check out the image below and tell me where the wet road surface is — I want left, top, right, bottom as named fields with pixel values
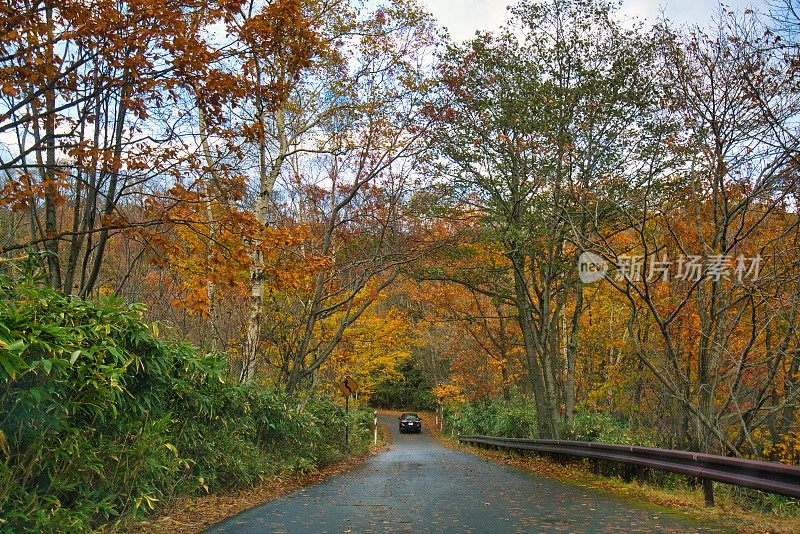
left=206, top=414, right=725, bottom=533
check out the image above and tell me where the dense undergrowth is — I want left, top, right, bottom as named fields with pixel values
left=442, top=396, right=653, bottom=444
left=370, top=360, right=436, bottom=411
left=443, top=397, right=800, bottom=516
left=0, top=266, right=371, bottom=533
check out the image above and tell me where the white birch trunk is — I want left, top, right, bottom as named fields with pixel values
left=240, top=102, right=287, bottom=382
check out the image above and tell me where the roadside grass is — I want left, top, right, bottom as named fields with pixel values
left=440, top=435, right=800, bottom=534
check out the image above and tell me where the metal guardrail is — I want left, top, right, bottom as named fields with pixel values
left=458, top=435, right=800, bottom=506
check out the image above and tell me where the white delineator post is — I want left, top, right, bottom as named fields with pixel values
left=373, top=411, right=378, bottom=445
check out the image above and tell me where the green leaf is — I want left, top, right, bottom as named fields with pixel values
left=0, top=351, right=27, bottom=379
left=70, top=350, right=81, bottom=365
left=6, top=339, right=25, bottom=352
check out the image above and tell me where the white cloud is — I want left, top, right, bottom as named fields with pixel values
left=417, top=0, right=763, bottom=42
left=421, top=0, right=510, bottom=41
left=619, top=0, right=760, bottom=28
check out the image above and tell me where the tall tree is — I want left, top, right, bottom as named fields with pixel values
left=230, top=0, right=329, bottom=381
left=217, top=0, right=441, bottom=386
left=433, top=0, right=660, bottom=438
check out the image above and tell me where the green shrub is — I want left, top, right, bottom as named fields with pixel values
left=443, top=397, right=656, bottom=446
left=0, top=265, right=370, bottom=532
left=444, top=397, right=538, bottom=438
left=564, top=411, right=655, bottom=446
left=370, top=360, right=436, bottom=410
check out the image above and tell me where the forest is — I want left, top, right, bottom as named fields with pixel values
left=2, top=0, right=800, bottom=529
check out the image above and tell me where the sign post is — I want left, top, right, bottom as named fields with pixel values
left=337, top=376, right=359, bottom=448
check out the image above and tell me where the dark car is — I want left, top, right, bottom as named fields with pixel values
left=398, top=413, right=421, bottom=433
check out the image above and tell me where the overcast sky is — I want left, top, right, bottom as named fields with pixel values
left=420, top=0, right=764, bottom=42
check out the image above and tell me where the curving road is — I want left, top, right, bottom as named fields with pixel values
left=206, top=414, right=726, bottom=533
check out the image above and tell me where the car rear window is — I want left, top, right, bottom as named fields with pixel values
left=401, top=414, right=419, bottom=421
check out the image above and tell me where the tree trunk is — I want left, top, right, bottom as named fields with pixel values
left=512, top=256, right=559, bottom=439
left=240, top=100, right=287, bottom=381
left=565, top=278, right=582, bottom=426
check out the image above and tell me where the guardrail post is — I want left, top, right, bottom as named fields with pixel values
left=621, top=464, right=634, bottom=482
left=702, top=478, right=714, bottom=507
left=636, top=465, right=647, bottom=485
left=589, top=458, right=601, bottom=475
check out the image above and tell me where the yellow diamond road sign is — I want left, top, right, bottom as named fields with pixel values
left=338, top=376, right=359, bottom=397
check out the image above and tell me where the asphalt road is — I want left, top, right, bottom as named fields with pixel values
left=206, top=414, right=725, bottom=533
